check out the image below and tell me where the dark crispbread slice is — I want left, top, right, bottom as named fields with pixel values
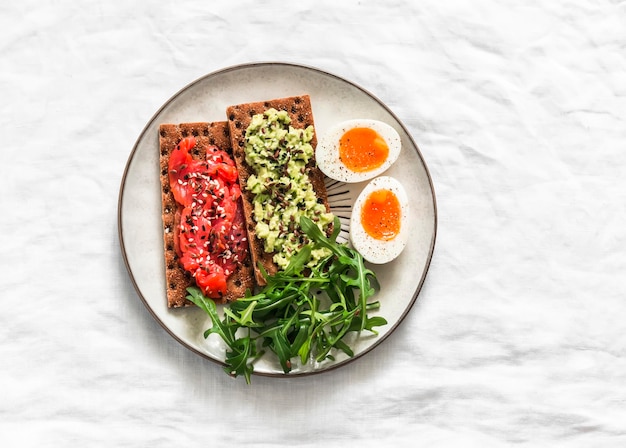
left=226, top=95, right=331, bottom=285
left=159, top=121, right=254, bottom=308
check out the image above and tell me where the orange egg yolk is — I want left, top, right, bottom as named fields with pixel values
left=361, top=189, right=401, bottom=241
left=339, top=127, right=389, bottom=172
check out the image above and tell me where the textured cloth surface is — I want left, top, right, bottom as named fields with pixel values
left=2, top=1, right=625, bottom=446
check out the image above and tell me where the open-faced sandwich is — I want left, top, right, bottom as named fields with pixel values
left=226, top=95, right=335, bottom=285
left=159, top=121, right=254, bottom=307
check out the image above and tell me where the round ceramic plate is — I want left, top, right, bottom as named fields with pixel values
left=118, top=62, right=437, bottom=378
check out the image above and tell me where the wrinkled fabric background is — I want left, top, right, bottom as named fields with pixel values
left=2, top=0, right=625, bottom=446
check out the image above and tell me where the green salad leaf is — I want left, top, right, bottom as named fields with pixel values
left=185, top=216, right=387, bottom=384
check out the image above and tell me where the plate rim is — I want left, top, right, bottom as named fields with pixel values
left=117, top=61, right=438, bottom=378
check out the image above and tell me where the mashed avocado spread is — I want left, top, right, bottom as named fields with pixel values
left=244, top=108, right=334, bottom=269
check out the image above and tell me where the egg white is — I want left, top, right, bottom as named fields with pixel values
left=349, top=176, right=410, bottom=264
left=316, top=119, right=401, bottom=183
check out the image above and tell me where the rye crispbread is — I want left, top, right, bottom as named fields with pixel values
left=159, top=121, right=254, bottom=308
left=225, top=95, right=331, bottom=285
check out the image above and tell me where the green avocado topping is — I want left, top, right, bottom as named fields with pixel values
left=244, top=108, right=334, bottom=269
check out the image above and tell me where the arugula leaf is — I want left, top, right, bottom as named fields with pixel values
left=185, top=287, right=234, bottom=345
left=187, top=216, right=387, bottom=383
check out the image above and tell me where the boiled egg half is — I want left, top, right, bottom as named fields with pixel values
left=316, top=119, right=401, bottom=183
left=350, top=176, right=409, bottom=264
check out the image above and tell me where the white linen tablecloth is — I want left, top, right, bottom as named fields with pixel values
left=2, top=0, right=625, bottom=446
